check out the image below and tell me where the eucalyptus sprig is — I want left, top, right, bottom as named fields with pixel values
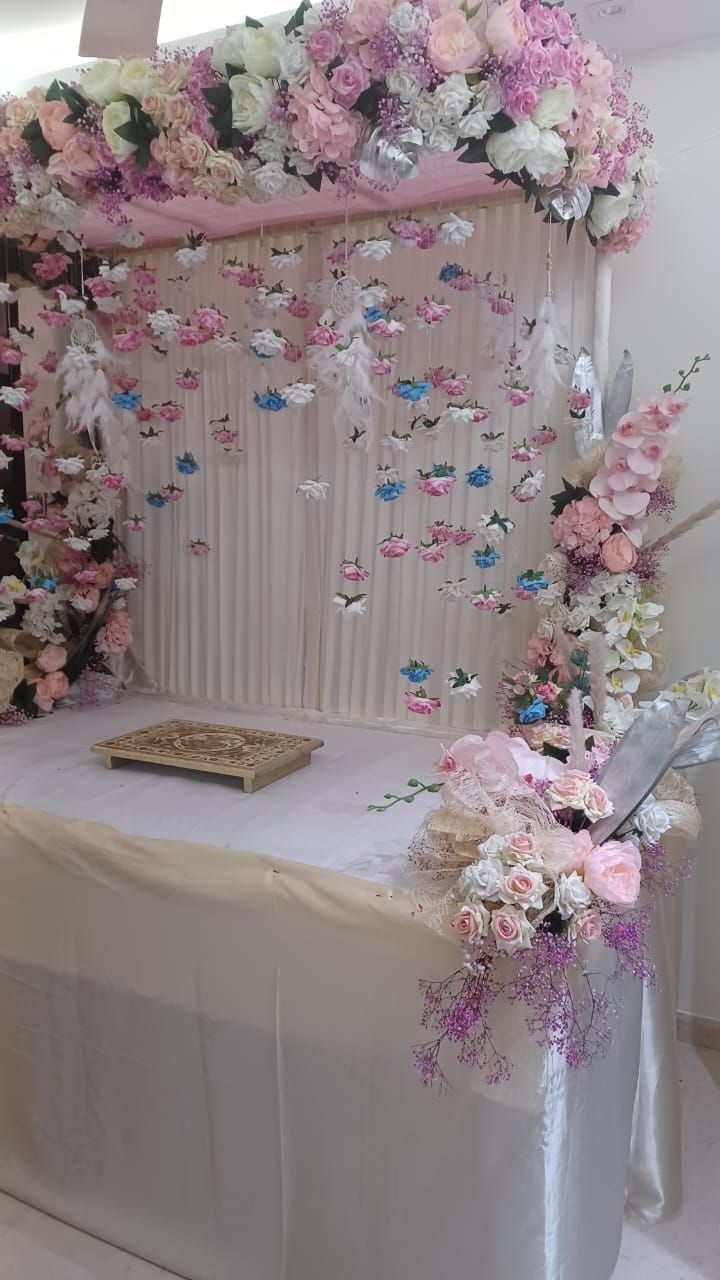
left=368, top=778, right=442, bottom=813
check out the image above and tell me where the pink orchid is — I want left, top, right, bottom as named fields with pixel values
left=427, top=522, right=454, bottom=544
left=489, top=295, right=514, bottom=316
left=133, top=267, right=156, bottom=287
left=175, top=372, right=200, bottom=390
left=326, top=239, right=355, bottom=265
left=193, top=306, right=226, bottom=334
left=416, top=297, right=452, bottom=326
left=156, top=403, right=183, bottom=423
left=451, top=528, right=475, bottom=546
left=371, top=356, right=395, bottom=375
left=85, top=276, right=116, bottom=299
left=39, top=311, right=71, bottom=328
left=101, top=472, right=125, bottom=492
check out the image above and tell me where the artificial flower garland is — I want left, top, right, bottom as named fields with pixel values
left=0, top=0, right=656, bottom=251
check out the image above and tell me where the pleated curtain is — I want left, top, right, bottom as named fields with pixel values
left=123, top=196, right=596, bottom=731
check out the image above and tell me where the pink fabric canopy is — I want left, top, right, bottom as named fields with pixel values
left=80, top=153, right=507, bottom=247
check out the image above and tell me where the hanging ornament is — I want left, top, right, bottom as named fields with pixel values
left=522, top=235, right=571, bottom=402
left=571, top=348, right=605, bottom=457
left=540, top=184, right=591, bottom=222
left=357, top=124, right=422, bottom=185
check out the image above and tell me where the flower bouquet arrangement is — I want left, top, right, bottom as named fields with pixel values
left=407, top=693, right=710, bottom=1088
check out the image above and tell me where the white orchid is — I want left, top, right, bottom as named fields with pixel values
left=438, top=212, right=474, bottom=245
left=297, top=478, right=330, bottom=501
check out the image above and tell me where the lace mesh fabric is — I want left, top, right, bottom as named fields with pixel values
left=408, top=767, right=701, bottom=942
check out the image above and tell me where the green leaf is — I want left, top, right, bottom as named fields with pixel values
left=20, top=117, right=53, bottom=166
left=45, top=79, right=63, bottom=101
left=490, top=110, right=516, bottom=133
left=303, top=169, right=323, bottom=192
left=353, top=83, right=385, bottom=121
left=542, top=743, right=569, bottom=762
left=285, top=0, right=311, bottom=35
left=245, top=14, right=263, bottom=27
left=456, top=138, right=487, bottom=165
left=225, top=63, right=243, bottom=79
left=662, top=383, right=671, bottom=392
left=550, top=477, right=590, bottom=518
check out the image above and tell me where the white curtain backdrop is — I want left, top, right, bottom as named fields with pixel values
left=122, top=197, right=596, bottom=730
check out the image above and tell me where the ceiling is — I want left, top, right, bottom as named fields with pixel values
left=2, top=0, right=720, bottom=91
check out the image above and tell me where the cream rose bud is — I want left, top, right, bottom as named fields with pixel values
left=532, top=82, right=575, bottom=130
left=102, top=101, right=136, bottom=160
left=230, top=74, right=275, bottom=134
left=241, top=25, right=288, bottom=78
left=82, top=59, right=122, bottom=106
left=556, top=871, right=592, bottom=919
left=118, top=59, right=159, bottom=102
left=491, top=906, right=534, bottom=954
left=477, top=834, right=507, bottom=857
left=211, top=24, right=246, bottom=74
left=635, top=796, right=671, bottom=843
left=460, top=856, right=504, bottom=900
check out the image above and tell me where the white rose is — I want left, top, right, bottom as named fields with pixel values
left=636, top=149, right=660, bottom=188
left=211, top=24, right=247, bottom=74
left=279, top=41, right=311, bottom=85
left=386, top=70, right=420, bottom=102
left=459, top=106, right=493, bottom=140
left=118, top=59, right=159, bottom=102
left=427, top=126, right=457, bottom=154
left=253, top=161, right=291, bottom=197
left=102, top=101, right=136, bottom=160
left=635, top=796, right=672, bottom=843
left=229, top=73, right=274, bottom=134
left=281, top=382, right=316, bottom=406
left=241, top=24, right=288, bottom=77
left=460, top=855, right=505, bottom=899
left=411, top=93, right=436, bottom=135
left=532, top=82, right=575, bottom=130
left=486, top=120, right=541, bottom=174
left=82, top=59, right=122, bottom=107
left=498, top=868, right=546, bottom=910
left=433, top=74, right=472, bottom=124
left=556, top=871, right=592, bottom=919
left=588, top=180, right=634, bottom=238
left=389, top=1, right=427, bottom=36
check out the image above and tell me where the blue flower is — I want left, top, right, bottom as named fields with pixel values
left=375, top=480, right=406, bottom=501
left=473, top=546, right=500, bottom=569
left=111, top=391, right=142, bottom=411
left=250, top=346, right=272, bottom=358
left=516, top=571, right=549, bottom=593
left=438, top=263, right=462, bottom=282
left=400, top=663, right=433, bottom=683
left=364, top=306, right=388, bottom=326
left=176, top=452, right=199, bottom=475
left=146, top=492, right=168, bottom=509
left=254, top=391, right=287, bottom=412
left=0, top=507, right=12, bottom=524
left=393, top=380, right=432, bottom=402
left=518, top=698, right=547, bottom=724
left=466, top=464, right=492, bottom=488
left=29, top=574, right=57, bottom=590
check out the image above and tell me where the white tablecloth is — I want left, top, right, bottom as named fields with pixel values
left=0, top=697, right=678, bottom=1279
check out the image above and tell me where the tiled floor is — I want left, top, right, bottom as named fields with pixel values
left=0, top=1043, right=716, bottom=1279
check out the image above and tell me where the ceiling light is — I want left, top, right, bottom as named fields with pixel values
left=596, top=2, right=626, bottom=16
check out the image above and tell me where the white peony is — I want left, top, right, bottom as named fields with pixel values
left=211, top=24, right=247, bottom=73
left=82, top=59, right=122, bottom=107
left=241, top=24, right=288, bottom=77
left=432, top=73, right=472, bottom=124
left=118, top=59, right=159, bottom=102
left=532, top=82, right=575, bottom=130
left=102, top=101, right=136, bottom=160
left=253, top=161, right=291, bottom=197
left=588, top=180, right=635, bottom=239
left=486, top=121, right=567, bottom=182
left=525, top=130, right=568, bottom=183
left=635, top=795, right=672, bottom=843
left=556, top=872, right=592, bottom=919
left=229, top=73, right=275, bottom=135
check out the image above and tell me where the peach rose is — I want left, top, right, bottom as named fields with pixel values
left=452, top=903, right=488, bottom=944
left=34, top=671, right=69, bottom=711
left=546, top=769, right=591, bottom=811
left=36, top=643, right=67, bottom=674
left=37, top=100, right=76, bottom=150
left=507, top=831, right=536, bottom=858
left=484, top=0, right=528, bottom=55
left=428, top=11, right=486, bottom=74
left=91, top=560, right=115, bottom=588
left=583, top=839, right=641, bottom=907
left=500, top=867, right=545, bottom=908
left=491, top=906, right=533, bottom=954
left=575, top=909, right=602, bottom=943
left=600, top=530, right=638, bottom=573
left=584, top=783, right=613, bottom=822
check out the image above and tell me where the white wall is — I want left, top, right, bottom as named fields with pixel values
left=608, top=39, right=720, bottom=1021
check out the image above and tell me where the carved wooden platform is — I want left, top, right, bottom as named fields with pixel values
left=92, top=719, right=324, bottom=793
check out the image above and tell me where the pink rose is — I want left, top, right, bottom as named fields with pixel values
left=339, top=560, right=369, bottom=582
left=308, top=325, right=341, bottom=347
left=583, top=839, right=641, bottom=907
left=307, top=27, right=343, bottom=64
left=37, top=99, right=76, bottom=150
left=452, top=905, right=485, bottom=944
left=287, top=297, right=310, bottom=318
left=484, top=0, right=528, bottom=55
left=113, top=329, right=142, bottom=352
left=405, top=691, right=441, bottom=715
left=33, top=252, right=72, bottom=283
left=428, top=11, right=486, bottom=74
left=193, top=306, right=225, bottom=334
left=576, top=909, right=602, bottom=943
left=379, top=536, right=410, bottom=558
left=525, top=3, right=554, bottom=39
left=330, top=56, right=370, bottom=107
left=546, top=769, right=591, bottom=812
left=157, top=404, right=182, bottom=422
left=434, top=746, right=456, bottom=775
left=176, top=374, right=200, bottom=390
left=569, top=389, right=592, bottom=412
left=552, top=5, right=575, bottom=43
left=447, top=731, right=520, bottom=793
left=440, top=375, right=470, bottom=396
left=101, top=472, right=125, bottom=492
left=95, top=607, right=134, bottom=655
left=419, top=475, right=456, bottom=496
left=506, top=388, right=534, bottom=406
left=85, top=276, right=116, bottom=298
left=134, top=267, right=156, bottom=287
left=283, top=344, right=303, bottom=363
left=36, top=644, right=67, bottom=673
left=600, top=530, right=638, bottom=573
left=177, top=325, right=204, bottom=347
left=58, top=131, right=100, bottom=177
left=417, top=543, right=445, bottom=562
left=491, top=907, right=532, bottom=954
left=451, top=528, right=474, bottom=546
left=34, top=671, right=69, bottom=710
left=507, top=831, right=536, bottom=857
left=501, top=868, right=544, bottom=907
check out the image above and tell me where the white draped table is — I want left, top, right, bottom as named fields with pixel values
left=0, top=697, right=680, bottom=1280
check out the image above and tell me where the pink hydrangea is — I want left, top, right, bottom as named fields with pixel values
left=95, top=608, right=134, bottom=655
left=289, top=69, right=361, bottom=167
left=552, top=495, right=613, bottom=552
